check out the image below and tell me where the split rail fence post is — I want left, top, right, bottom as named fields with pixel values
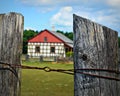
left=0, top=12, right=24, bottom=96
left=73, top=14, right=120, bottom=96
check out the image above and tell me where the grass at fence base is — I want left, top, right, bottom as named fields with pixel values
left=21, top=61, right=74, bottom=96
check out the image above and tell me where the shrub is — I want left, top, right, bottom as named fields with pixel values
left=66, top=51, right=73, bottom=57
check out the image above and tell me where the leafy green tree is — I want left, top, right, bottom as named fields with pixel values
left=56, top=30, right=64, bottom=34
left=23, top=29, right=38, bottom=54
left=57, top=30, right=73, bottom=40
left=65, top=32, right=73, bottom=40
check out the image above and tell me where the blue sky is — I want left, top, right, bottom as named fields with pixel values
left=0, top=0, right=120, bottom=35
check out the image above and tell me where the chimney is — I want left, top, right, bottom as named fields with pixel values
left=52, top=25, right=55, bottom=31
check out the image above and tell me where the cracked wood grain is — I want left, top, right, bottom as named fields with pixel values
left=74, top=14, right=119, bottom=96
left=0, top=12, right=23, bottom=96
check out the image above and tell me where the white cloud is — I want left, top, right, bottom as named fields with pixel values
left=19, top=0, right=120, bottom=32
left=50, top=6, right=73, bottom=28
left=19, top=0, right=77, bottom=12
left=75, top=8, right=120, bottom=32
left=50, top=5, right=120, bottom=32
left=19, top=0, right=120, bottom=10
left=20, top=0, right=76, bottom=6
left=37, top=7, right=55, bottom=13
left=106, top=0, right=120, bottom=8
left=20, top=0, right=52, bottom=6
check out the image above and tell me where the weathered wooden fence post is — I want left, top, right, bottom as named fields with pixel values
left=0, top=12, right=23, bottom=96
left=73, top=14, right=120, bottom=96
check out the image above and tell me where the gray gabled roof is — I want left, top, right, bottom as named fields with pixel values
left=48, top=30, right=73, bottom=48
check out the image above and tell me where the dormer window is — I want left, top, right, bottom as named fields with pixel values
left=44, top=37, right=47, bottom=42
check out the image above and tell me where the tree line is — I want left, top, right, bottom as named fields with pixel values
left=23, top=29, right=73, bottom=54
left=23, top=30, right=38, bottom=54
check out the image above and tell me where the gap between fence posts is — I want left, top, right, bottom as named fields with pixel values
left=73, top=14, right=120, bottom=96
left=0, top=12, right=23, bottom=96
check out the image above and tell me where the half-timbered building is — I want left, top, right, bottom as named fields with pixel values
left=27, top=29, right=73, bottom=58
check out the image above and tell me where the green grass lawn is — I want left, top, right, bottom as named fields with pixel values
left=21, top=61, right=74, bottom=96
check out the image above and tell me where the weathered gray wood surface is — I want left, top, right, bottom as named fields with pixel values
left=73, top=14, right=119, bottom=96
left=118, top=49, right=120, bottom=62
left=0, top=12, right=23, bottom=96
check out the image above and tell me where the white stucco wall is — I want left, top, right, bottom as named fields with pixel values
left=28, top=42, right=66, bottom=58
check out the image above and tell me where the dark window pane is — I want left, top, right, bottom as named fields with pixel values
left=35, top=46, right=40, bottom=53
left=51, top=47, right=55, bottom=53
left=65, top=47, right=69, bottom=52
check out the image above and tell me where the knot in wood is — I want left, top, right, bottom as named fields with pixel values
left=81, top=54, right=87, bottom=61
